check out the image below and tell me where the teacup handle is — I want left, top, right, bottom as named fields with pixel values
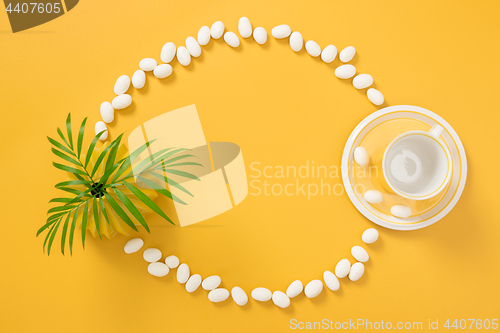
left=429, top=124, right=444, bottom=138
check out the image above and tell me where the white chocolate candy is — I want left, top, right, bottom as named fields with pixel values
left=335, top=64, right=356, bottom=79
left=210, top=21, right=225, bottom=39
left=251, top=287, right=272, bottom=301
left=362, top=228, right=379, bottom=244
left=123, top=238, right=143, bottom=254
left=349, top=262, right=365, bottom=281
left=114, top=75, right=130, bottom=95
left=253, top=27, right=267, bottom=45
left=353, top=74, right=373, bottom=89
left=271, top=24, right=291, bottom=38
left=272, top=291, right=290, bottom=309
left=304, top=280, right=323, bottom=298
left=335, top=259, right=351, bottom=278
left=289, top=31, right=303, bottom=52
left=100, top=101, right=114, bottom=124
left=139, top=58, right=157, bottom=71
left=112, top=94, right=132, bottom=110
left=197, top=26, right=211, bottom=46
left=143, top=248, right=162, bottom=263
left=354, top=146, right=369, bottom=166
left=321, top=45, right=337, bottom=63
left=186, top=36, right=201, bottom=57
left=94, top=121, right=108, bottom=141
left=391, top=205, right=411, bottom=218
left=131, top=70, right=146, bottom=89
left=305, top=40, right=321, bottom=57
left=363, top=190, right=383, bottom=204
left=340, top=46, right=356, bottom=62
left=231, top=286, right=248, bottom=306
left=165, top=255, right=180, bottom=268
left=323, top=270, right=340, bottom=291
left=177, top=263, right=190, bottom=283
left=202, top=275, right=221, bottom=290
left=286, top=280, right=303, bottom=298
left=351, top=245, right=369, bottom=262
left=238, top=17, right=252, bottom=38
left=153, top=64, right=172, bottom=79
left=208, top=288, right=230, bottom=302
left=160, top=42, right=176, bottom=63
left=367, top=88, right=384, bottom=105
left=148, top=262, right=169, bottom=277
left=224, top=32, right=240, bottom=48
left=185, top=274, right=202, bottom=293
left=176, top=46, right=191, bottom=66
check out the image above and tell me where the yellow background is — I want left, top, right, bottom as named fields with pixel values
left=1, top=0, right=499, bottom=332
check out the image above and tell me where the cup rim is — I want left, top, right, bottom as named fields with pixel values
left=382, top=130, right=452, bottom=200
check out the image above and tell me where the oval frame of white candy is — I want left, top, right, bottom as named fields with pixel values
left=103, top=18, right=384, bottom=309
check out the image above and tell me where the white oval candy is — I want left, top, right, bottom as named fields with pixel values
left=251, top=287, right=272, bottom=301
left=165, top=255, right=180, bottom=268
left=271, top=24, right=291, bottom=39
left=305, top=40, right=321, bottom=57
left=185, top=274, right=202, bottom=293
left=153, top=64, right=172, bottom=79
left=304, top=280, right=323, bottom=298
left=323, top=270, right=340, bottom=291
left=112, top=94, right=132, bottom=110
left=123, top=238, right=143, bottom=254
left=139, top=58, right=157, bottom=71
left=238, top=17, right=252, bottom=38
left=321, top=45, right=337, bottom=63
left=208, top=288, right=229, bottom=302
left=231, top=286, right=248, bottom=306
left=160, top=42, right=176, bottom=63
left=186, top=36, right=201, bottom=57
left=100, top=101, right=114, bottom=124
left=335, top=259, right=351, bottom=278
left=391, top=205, right=411, bottom=218
left=114, top=75, right=130, bottom=95
left=202, top=275, right=221, bottom=290
left=362, top=228, right=379, bottom=244
left=335, top=64, right=356, bottom=79
left=224, top=32, right=240, bottom=48
left=143, top=248, right=162, bottom=263
left=354, top=146, right=369, bottom=167
left=210, top=21, right=225, bottom=39
left=289, top=31, right=303, bottom=52
left=148, top=262, right=169, bottom=277
left=286, top=280, right=303, bottom=298
left=94, top=121, right=108, bottom=141
left=340, top=46, right=356, bottom=62
left=353, top=74, right=373, bottom=89
left=351, top=245, right=369, bottom=262
left=177, top=263, right=190, bottom=283
left=176, top=46, right=191, bottom=66
left=349, top=262, right=365, bottom=281
left=197, top=26, right=211, bottom=46
left=132, top=69, right=146, bottom=89
left=363, top=190, right=383, bottom=204
left=272, top=291, right=290, bottom=309
left=367, top=88, right=384, bottom=105
left=253, top=27, right=267, bottom=45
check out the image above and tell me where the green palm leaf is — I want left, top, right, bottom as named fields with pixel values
left=55, top=179, right=92, bottom=188
left=69, top=206, right=79, bottom=256
left=148, top=171, right=194, bottom=197
left=90, top=140, right=116, bottom=178
left=37, top=219, right=58, bottom=237
left=60, top=211, right=71, bottom=255
left=48, top=205, right=77, bottom=214
left=77, top=118, right=87, bottom=158
left=43, top=219, right=59, bottom=253
left=57, top=127, right=71, bottom=148
left=113, top=187, right=150, bottom=232
left=52, top=148, right=80, bottom=167
left=81, top=201, right=89, bottom=249
left=93, top=198, right=101, bottom=239
left=84, top=130, right=106, bottom=169
left=99, top=197, right=111, bottom=227
left=137, top=176, right=187, bottom=205
left=122, top=182, right=174, bottom=225
left=47, top=218, right=62, bottom=255
left=103, top=191, right=138, bottom=232
left=65, top=113, right=74, bottom=149
left=47, top=136, right=75, bottom=156
left=52, top=162, right=86, bottom=176
left=162, top=168, right=200, bottom=181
